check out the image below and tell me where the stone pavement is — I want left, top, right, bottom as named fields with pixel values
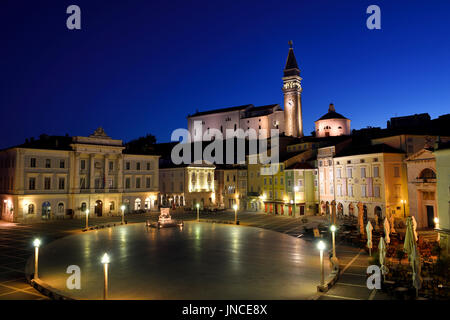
left=0, top=211, right=393, bottom=300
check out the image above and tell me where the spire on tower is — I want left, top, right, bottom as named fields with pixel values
left=284, top=41, right=300, bottom=77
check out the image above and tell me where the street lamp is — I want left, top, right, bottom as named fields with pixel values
left=293, top=186, right=299, bottom=217
left=400, top=200, right=407, bottom=218
left=233, top=204, right=238, bottom=224
left=85, top=209, right=89, bottom=229
left=120, top=205, right=126, bottom=224
left=317, top=240, right=326, bottom=287
left=330, top=225, right=337, bottom=258
left=196, top=203, right=200, bottom=221
left=101, top=253, right=110, bottom=300
left=33, top=238, right=41, bottom=279
left=434, top=217, right=440, bottom=241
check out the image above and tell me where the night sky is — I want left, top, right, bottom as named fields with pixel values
left=1, top=0, right=449, bottom=149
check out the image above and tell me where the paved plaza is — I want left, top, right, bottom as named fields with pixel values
left=0, top=211, right=390, bottom=300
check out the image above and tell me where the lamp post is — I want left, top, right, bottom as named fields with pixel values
left=434, top=217, right=440, bottom=241
left=293, top=186, right=299, bottom=217
left=317, top=240, right=326, bottom=287
left=330, top=225, right=336, bottom=258
left=120, top=205, right=125, bottom=224
left=101, top=253, right=110, bottom=300
left=33, top=238, right=41, bottom=279
left=400, top=200, right=407, bottom=218
left=196, top=203, right=200, bottom=221
left=85, top=209, right=89, bottom=229
left=233, top=204, right=238, bottom=224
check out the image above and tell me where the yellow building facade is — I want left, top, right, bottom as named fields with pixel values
left=332, top=147, right=409, bottom=224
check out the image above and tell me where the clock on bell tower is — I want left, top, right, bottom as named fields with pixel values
left=283, top=41, right=303, bottom=138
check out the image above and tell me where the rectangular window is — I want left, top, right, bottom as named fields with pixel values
left=274, top=178, right=277, bottom=185
left=395, top=184, right=401, bottom=198
left=374, top=185, right=380, bottom=198
left=60, top=160, right=65, bottom=169
left=136, top=162, right=141, bottom=170
left=45, top=159, right=51, bottom=168
left=337, top=185, right=342, bottom=196
left=58, top=178, right=65, bottom=190
left=347, top=168, right=353, bottom=178
left=280, top=177, right=283, bottom=185
left=44, top=177, right=51, bottom=190
left=125, top=178, right=131, bottom=189
left=109, top=161, right=114, bottom=171
left=264, top=178, right=267, bottom=185
left=29, top=177, right=36, bottom=190
left=146, top=177, right=151, bottom=188
left=146, top=162, right=151, bottom=170
left=348, top=184, right=353, bottom=197
left=30, top=158, right=36, bottom=168
left=361, top=185, right=367, bottom=197
left=126, top=162, right=130, bottom=170
left=374, top=166, right=379, bottom=178
left=336, top=168, right=341, bottom=178
left=136, top=178, right=141, bottom=188
left=80, top=160, right=86, bottom=170
left=361, top=167, right=366, bottom=178
left=394, top=167, right=400, bottom=177
left=80, top=177, right=86, bottom=189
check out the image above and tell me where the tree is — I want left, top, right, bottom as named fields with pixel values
left=125, top=134, right=157, bottom=154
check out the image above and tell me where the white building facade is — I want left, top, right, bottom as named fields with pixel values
left=0, top=128, right=159, bottom=222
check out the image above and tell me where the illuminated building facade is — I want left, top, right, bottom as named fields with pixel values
left=315, top=103, right=350, bottom=138
left=405, top=148, right=437, bottom=229
left=434, top=141, right=450, bottom=256
left=159, top=162, right=215, bottom=209
left=0, top=128, right=159, bottom=222
left=331, top=145, right=409, bottom=224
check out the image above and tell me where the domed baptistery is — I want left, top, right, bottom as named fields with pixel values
left=315, top=103, right=350, bottom=137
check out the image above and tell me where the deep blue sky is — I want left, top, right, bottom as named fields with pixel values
left=1, top=0, right=449, bottom=148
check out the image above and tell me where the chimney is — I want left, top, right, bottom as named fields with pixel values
left=329, top=103, right=335, bottom=112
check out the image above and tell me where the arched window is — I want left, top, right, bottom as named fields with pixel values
left=109, top=201, right=115, bottom=211
left=135, top=198, right=141, bottom=210
left=28, top=204, right=35, bottom=214
left=58, top=202, right=64, bottom=214
left=81, top=202, right=87, bottom=212
left=419, top=168, right=436, bottom=179
left=145, top=198, right=151, bottom=209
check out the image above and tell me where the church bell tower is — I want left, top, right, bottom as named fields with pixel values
left=283, top=41, right=303, bottom=137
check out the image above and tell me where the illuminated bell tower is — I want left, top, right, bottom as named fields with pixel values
left=283, top=41, right=303, bottom=137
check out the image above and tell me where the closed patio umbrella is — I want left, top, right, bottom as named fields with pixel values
left=411, top=215, right=418, bottom=241
left=383, top=217, right=390, bottom=244
left=411, top=247, right=422, bottom=298
left=366, top=221, right=373, bottom=256
left=379, top=237, right=388, bottom=280
left=404, top=217, right=422, bottom=297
